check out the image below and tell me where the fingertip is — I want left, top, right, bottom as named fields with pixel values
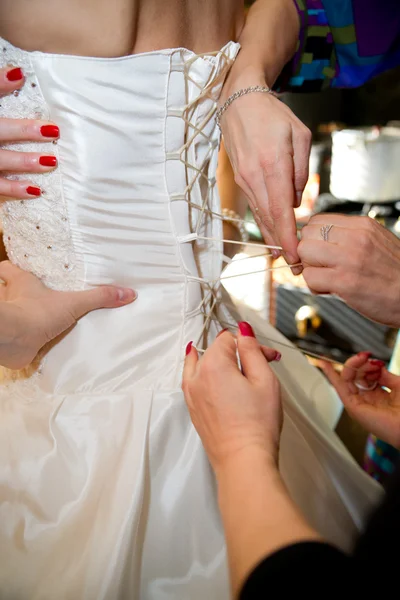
left=5, top=67, right=24, bottom=83
left=261, top=347, right=281, bottom=362
left=116, top=288, right=137, bottom=304
left=1, top=66, right=25, bottom=91
left=184, top=341, right=199, bottom=363
left=238, top=321, right=256, bottom=338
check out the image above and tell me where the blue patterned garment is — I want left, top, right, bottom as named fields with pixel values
left=275, top=0, right=400, bottom=92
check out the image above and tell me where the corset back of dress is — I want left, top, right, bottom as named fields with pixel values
left=0, top=39, right=240, bottom=393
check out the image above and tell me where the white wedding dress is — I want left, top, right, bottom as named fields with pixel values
left=0, top=38, right=382, bottom=600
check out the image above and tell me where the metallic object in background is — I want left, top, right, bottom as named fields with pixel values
left=295, top=305, right=322, bottom=338
left=330, top=126, right=400, bottom=202
left=276, top=285, right=395, bottom=363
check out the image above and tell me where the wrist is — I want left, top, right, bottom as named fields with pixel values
left=219, top=63, right=268, bottom=105
left=221, top=0, right=300, bottom=101
left=215, top=444, right=279, bottom=486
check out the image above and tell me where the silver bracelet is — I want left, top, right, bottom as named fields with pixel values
left=221, top=208, right=249, bottom=244
left=216, top=85, right=277, bottom=129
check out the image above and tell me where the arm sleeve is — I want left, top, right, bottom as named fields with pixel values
left=239, top=542, right=358, bottom=598
left=275, top=0, right=400, bottom=92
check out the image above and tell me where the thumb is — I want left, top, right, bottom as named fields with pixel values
left=182, top=341, right=199, bottom=382
left=379, top=368, right=400, bottom=391
left=62, top=286, right=137, bottom=320
left=237, top=321, right=273, bottom=384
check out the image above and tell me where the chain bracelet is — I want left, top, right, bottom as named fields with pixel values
left=221, top=208, right=249, bottom=244
left=216, top=85, right=278, bottom=129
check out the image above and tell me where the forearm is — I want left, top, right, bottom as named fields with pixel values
left=217, top=448, right=320, bottom=598
left=221, top=0, right=300, bottom=101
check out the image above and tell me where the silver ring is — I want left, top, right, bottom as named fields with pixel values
left=355, top=380, right=378, bottom=392
left=320, top=224, right=333, bottom=242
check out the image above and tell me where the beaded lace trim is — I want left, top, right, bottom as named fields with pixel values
left=0, top=39, right=80, bottom=291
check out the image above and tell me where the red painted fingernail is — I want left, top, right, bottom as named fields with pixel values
left=26, top=186, right=41, bottom=196
left=238, top=321, right=255, bottom=338
left=274, top=351, right=282, bottom=362
left=6, top=67, right=24, bottom=81
left=217, top=328, right=228, bottom=338
left=369, top=359, right=385, bottom=367
left=185, top=341, right=193, bottom=356
left=39, top=155, right=57, bottom=167
left=40, top=125, right=60, bottom=138
left=358, top=352, right=372, bottom=358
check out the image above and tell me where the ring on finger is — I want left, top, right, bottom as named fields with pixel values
left=355, top=380, right=378, bottom=392
left=320, top=224, right=333, bottom=242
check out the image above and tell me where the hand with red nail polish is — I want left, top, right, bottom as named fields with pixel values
left=0, top=260, right=137, bottom=369
left=319, top=353, right=400, bottom=449
left=182, top=325, right=283, bottom=474
left=0, top=66, right=60, bottom=201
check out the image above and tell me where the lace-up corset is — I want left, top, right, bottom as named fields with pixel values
left=0, top=39, right=240, bottom=392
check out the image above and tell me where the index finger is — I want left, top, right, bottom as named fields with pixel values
left=262, top=152, right=299, bottom=267
left=0, top=118, right=60, bottom=143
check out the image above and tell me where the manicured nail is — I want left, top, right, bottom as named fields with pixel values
left=117, top=288, right=137, bottom=302
left=39, top=155, right=57, bottom=167
left=26, top=186, right=41, bottom=196
left=358, top=351, right=372, bottom=358
left=285, top=254, right=302, bottom=276
left=6, top=67, right=23, bottom=81
left=368, top=359, right=385, bottom=367
left=296, top=191, right=303, bottom=207
left=291, top=265, right=303, bottom=276
left=40, top=125, right=60, bottom=138
left=217, top=328, right=228, bottom=337
left=271, top=249, right=280, bottom=259
left=238, top=321, right=255, bottom=338
left=186, top=341, right=193, bottom=356
left=274, top=351, right=282, bottom=362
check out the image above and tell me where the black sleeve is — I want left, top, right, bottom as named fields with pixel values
left=240, top=464, right=400, bottom=599
left=353, top=461, right=400, bottom=569
left=239, top=542, right=358, bottom=598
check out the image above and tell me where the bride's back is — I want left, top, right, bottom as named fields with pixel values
left=0, top=0, right=244, bottom=56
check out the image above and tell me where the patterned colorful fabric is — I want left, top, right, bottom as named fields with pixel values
left=364, top=435, right=399, bottom=486
left=277, top=0, right=400, bottom=92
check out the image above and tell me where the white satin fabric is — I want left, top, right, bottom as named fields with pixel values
left=0, top=39, right=382, bottom=600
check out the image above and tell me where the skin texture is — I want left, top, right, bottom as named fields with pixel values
left=299, top=214, right=400, bottom=327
